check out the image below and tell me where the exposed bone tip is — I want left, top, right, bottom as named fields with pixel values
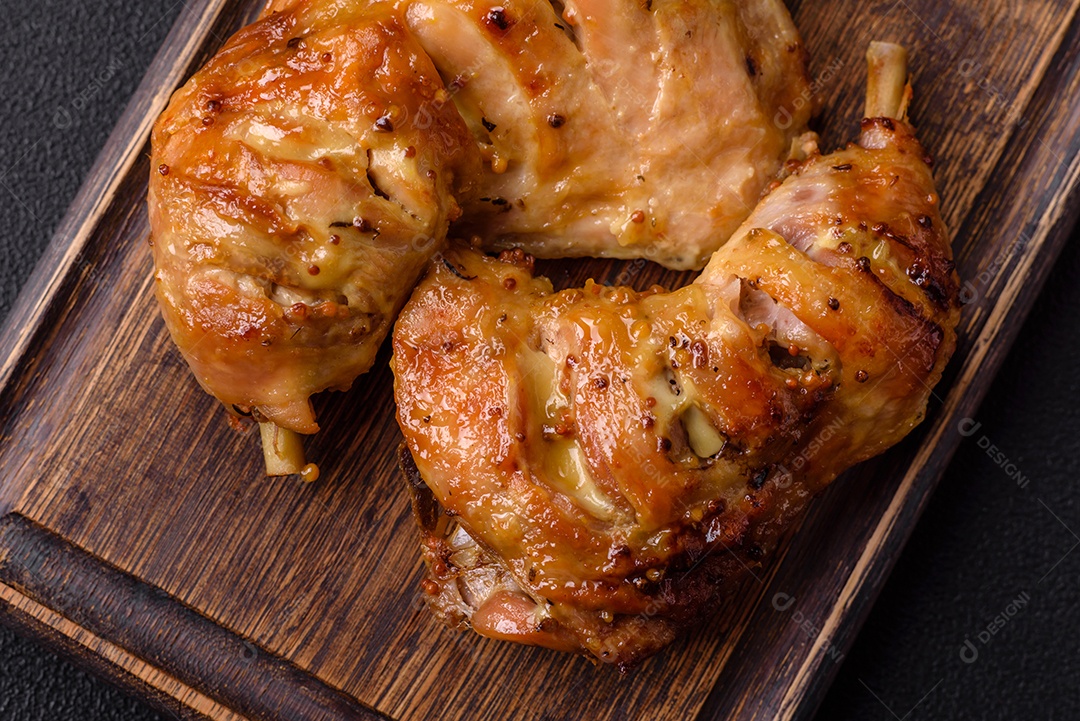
left=259, top=422, right=307, bottom=476
left=866, top=42, right=911, bottom=120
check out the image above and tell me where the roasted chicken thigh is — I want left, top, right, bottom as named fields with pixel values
left=393, top=44, right=960, bottom=666
left=150, top=3, right=481, bottom=472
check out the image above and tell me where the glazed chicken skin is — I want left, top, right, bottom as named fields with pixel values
left=150, top=0, right=814, bottom=473
left=150, top=1, right=481, bottom=471
left=393, top=45, right=961, bottom=666
left=405, top=0, right=816, bottom=269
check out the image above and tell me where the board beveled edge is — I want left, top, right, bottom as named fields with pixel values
left=0, top=512, right=391, bottom=721
left=0, top=575, right=234, bottom=721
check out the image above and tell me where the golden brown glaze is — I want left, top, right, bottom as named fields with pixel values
left=150, top=2, right=480, bottom=434
left=393, top=57, right=960, bottom=666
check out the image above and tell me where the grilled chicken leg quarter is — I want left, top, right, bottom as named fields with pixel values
left=149, top=3, right=482, bottom=472
left=149, top=0, right=814, bottom=474
left=393, top=44, right=961, bottom=666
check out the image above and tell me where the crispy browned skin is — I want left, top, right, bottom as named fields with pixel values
left=393, top=58, right=960, bottom=667
left=150, top=2, right=481, bottom=433
left=150, top=0, right=813, bottom=438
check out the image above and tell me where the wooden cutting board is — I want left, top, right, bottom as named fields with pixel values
left=2, top=1, right=1079, bottom=719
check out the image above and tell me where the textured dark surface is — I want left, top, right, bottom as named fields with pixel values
left=0, top=1, right=1077, bottom=720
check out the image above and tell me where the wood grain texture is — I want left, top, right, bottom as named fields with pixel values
left=1, top=1, right=1079, bottom=719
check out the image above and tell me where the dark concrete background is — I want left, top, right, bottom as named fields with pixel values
left=0, top=1, right=1076, bottom=719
